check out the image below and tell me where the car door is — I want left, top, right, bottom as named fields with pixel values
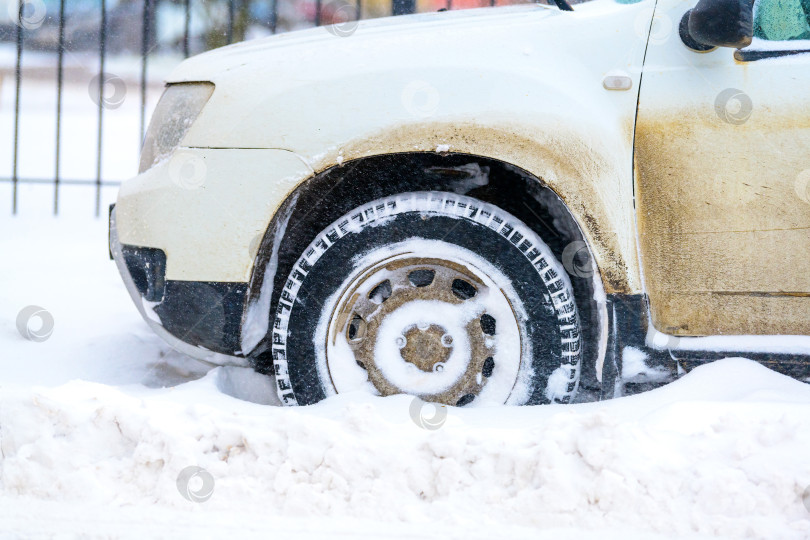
left=635, top=0, right=810, bottom=336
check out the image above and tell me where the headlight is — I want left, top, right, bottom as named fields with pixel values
left=139, top=82, right=215, bottom=173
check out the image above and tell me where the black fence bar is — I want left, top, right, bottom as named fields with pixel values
left=271, top=0, right=278, bottom=33
left=140, top=0, right=153, bottom=145
left=95, top=0, right=108, bottom=217
left=12, top=5, right=23, bottom=215
left=0, top=178, right=123, bottom=186
left=227, top=0, right=236, bottom=44
left=392, top=0, right=416, bottom=16
left=315, top=0, right=322, bottom=26
left=183, top=0, right=191, bottom=58
left=54, top=0, right=67, bottom=215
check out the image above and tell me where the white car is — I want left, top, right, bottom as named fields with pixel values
left=110, top=0, right=810, bottom=406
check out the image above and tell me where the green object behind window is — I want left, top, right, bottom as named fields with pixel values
left=754, top=0, right=810, bottom=40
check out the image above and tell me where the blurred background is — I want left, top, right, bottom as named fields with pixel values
left=0, top=0, right=556, bottom=216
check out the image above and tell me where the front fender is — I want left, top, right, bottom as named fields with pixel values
left=173, top=1, right=652, bottom=292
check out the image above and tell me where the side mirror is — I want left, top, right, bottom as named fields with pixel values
left=680, top=0, right=754, bottom=50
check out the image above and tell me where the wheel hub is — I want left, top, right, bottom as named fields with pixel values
left=399, top=324, right=452, bottom=372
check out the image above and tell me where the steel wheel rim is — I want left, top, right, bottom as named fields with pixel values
left=324, top=243, right=525, bottom=406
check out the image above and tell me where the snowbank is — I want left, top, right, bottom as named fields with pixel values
left=2, top=359, right=810, bottom=539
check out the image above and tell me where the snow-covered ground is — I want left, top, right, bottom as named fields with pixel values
left=2, top=188, right=810, bottom=539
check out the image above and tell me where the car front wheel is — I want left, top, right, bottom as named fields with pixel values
left=271, top=191, right=581, bottom=406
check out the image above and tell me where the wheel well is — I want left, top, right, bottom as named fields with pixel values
left=248, top=152, right=603, bottom=395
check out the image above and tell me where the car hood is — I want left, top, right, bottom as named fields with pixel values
left=167, top=4, right=561, bottom=82
left=172, top=0, right=649, bottom=158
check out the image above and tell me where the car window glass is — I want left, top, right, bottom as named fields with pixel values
left=754, top=0, right=810, bottom=40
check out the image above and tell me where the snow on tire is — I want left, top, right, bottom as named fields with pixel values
left=271, top=192, right=581, bottom=406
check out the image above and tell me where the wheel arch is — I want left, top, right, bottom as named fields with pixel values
left=317, top=121, right=640, bottom=295
left=245, top=152, right=615, bottom=393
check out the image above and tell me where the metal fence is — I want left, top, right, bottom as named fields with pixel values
left=1, top=0, right=531, bottom=216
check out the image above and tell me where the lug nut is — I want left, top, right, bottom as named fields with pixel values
left=440, top=334, right=453, bottom=347
left=395, top=336, right=406, bottom=348
left=434, top=363, right=445, bottom=372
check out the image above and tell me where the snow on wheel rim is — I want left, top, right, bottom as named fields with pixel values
left=272, top=191, right=582, bottom=406
left=321, top=245, right=525, bottom=406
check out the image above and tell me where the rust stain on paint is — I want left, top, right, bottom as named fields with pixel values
left=635, top=107, right=810, bottom=336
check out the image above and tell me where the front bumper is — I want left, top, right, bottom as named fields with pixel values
left=110, top=147, right=312, bottom=364
left=114, top=147, right=312, bottom=283
left=110, top=207, right=249, bottom=366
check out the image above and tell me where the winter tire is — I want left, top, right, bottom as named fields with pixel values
left=271, top=192, right=581, bottom=406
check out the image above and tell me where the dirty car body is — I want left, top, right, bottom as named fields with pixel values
left=110, top=0, right=810, bottom=404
